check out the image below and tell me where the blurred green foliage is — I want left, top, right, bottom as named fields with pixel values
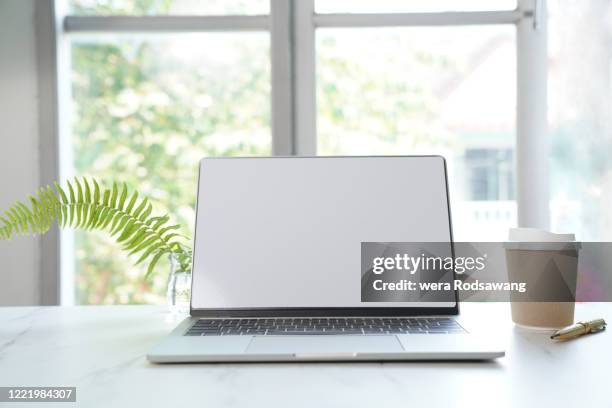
left=71, top=32, right=270, bottom=304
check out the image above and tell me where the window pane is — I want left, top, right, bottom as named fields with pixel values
left=70, top=0, right=269, bottom=15
left=549, top=1, right=612, bottom=240
left=316, top=0, right=516, bottom=13
left=317, top=27, right=516, bottom=240
left=70, top=33, right=270, bottom=304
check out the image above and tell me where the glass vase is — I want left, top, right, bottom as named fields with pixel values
left=166, top=253, right=191, bottom=314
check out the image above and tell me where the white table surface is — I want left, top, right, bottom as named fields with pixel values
left=0, top=303, right=609, bottom=408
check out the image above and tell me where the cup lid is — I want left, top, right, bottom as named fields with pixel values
left=508, top=228, right=575, bottom=242
left=504, top=241, right=581, bottom=251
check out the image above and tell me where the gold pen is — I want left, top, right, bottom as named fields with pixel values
left=550, top=319, right=607, bottom=340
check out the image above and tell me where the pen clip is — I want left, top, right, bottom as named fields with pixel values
left=585, top=319, right=606, bottom=333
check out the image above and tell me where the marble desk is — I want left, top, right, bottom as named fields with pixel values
left=0, top=303, right=610, bottom=408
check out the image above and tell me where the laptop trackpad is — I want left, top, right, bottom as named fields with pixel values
left=246, top=335, right=403, bottom=354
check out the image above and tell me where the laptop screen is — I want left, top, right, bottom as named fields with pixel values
left=191, top=156, right=456, bottom=312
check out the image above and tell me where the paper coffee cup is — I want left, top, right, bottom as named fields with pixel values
left=505, top=228, right=580, bottom=330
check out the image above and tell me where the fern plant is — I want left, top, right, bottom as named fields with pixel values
left=0, top=177, right=191, bottom=278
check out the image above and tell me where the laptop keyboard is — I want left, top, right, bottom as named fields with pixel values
left=185, top=317, right=465, bottom=336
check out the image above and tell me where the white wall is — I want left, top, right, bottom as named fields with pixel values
left=0, top=0, right=41, bottom=305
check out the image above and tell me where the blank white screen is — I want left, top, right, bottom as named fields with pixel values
left=191, top=156, right=455, bottom=309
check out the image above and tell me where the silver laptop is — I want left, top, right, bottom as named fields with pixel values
left=147, top=156, right=504, bottom=362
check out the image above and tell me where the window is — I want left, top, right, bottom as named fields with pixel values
left=548, top=0, right=612, bottom=240
left=316, top=25, right=517, bottom=240
left=464, top=149, right=514, bottom=201
left=62, top=1, right=271, bottom=304
left=57, top=0, right=545, bottom=304
left=69, top=32, right=269, bottom=304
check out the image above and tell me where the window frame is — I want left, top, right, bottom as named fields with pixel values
left=45, top=0, right=548, bottom=305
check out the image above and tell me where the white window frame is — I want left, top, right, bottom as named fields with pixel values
left=41, top=0, right=548, bottom=305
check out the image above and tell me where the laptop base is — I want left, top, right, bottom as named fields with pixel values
left=147, top=317, right=504, bottom=363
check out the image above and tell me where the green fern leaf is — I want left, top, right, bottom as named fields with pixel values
left=101, top=209, right=118, bottom=230
left=75, top=180, right=85, bottom=226
left=139, top=203, right=153, bottom=222
left=158, top=224, right=180, bottom=239
left=110, top=182, right=118, bottom=208
left=41, top=187, right=56, bottom=226
left=145, top=249, right=170, bottom=279
left=67, top=180, right=76, bottom=204
left=83, top=177, right=91, bottom=204
left=109, top=211, right=124, bottom=231
left=39, top=188, right=53, bottom=227
left=132, top=198, right=148, bottom=219
left=53, top=184, right=69, bottom=228
left=118, top=183, right=128, bottom=211
left=66, top=182, right=76, bottom=226
left=116, top=219, right=135, bottom=241
left=17, top=205, right=31, bottom=233
left=77, top=203, right=87, bottom=228
left=93, top=179, right=101, bottom=204
left=102, top=188, right=110, bottom=207
left=136, top=242, right=165, bottom=266
left=110, top=215, right=126, bottom=236
left=94, top=207, right=109, bottom=229
left=117, top=220, right=138, bottom=242
left=5, top=208, right=19, bottom=233
left=1, top=215, right=11, bottom=230
left=1, top=176, right=191, bottom=279
left=75, top=178, right=84, bottom=203
left=5, top=209, right=19, bottom=234
left=15, top=203, right=33, bottom=234
left=128, top=235, right=158, bottom=256
left=87, top=205, right=100, bottom=230
left=29, top=196, right=43, bottom=230
left=123, top=227, right=149, bottom=251
left=125, top=191, right=139, bottom=214
left=161, top=233, right=180, bottom=243
left=111, top=213, right=127, bottom=235
left=151, top=215, right=169, bottom=231
left=55, top=182, right=68, bottom=204
left=76, top=203, right=83, bottom=228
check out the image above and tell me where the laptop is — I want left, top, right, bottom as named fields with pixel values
left=147, top=156, right=504, bottom=362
